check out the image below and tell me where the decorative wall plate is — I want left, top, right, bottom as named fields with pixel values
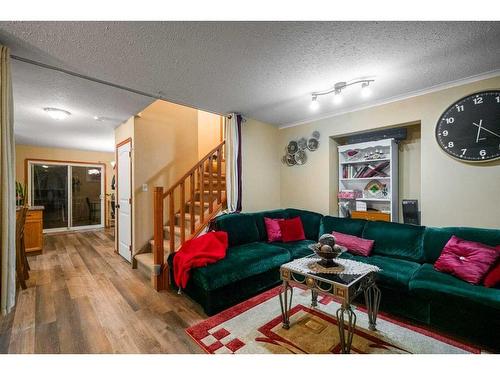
left=364, top=180, right=387, bottom=198
left=312, top=130, right=321, bottom=140
left=307, top=138, right=319, bottom=151
left=287, top=141, right=299, bottom=154
left=297, top=137, right=307, bottom=150
left=285, top=153, right=297, bottom=166
left=294, top=150, right=307, bottom=165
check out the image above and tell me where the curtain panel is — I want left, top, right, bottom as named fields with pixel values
left=0, top=45, right=16, bottom=315
left=224, top=113, right=242, bottom=212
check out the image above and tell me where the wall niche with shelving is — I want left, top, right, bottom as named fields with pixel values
left=331, top=123, right=421, bottom=223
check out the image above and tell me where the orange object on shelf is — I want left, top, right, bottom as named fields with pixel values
left=351, top=210, right=390, bottom=222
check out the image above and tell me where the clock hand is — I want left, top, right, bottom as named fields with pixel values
left=472, top=122, right=500, bottom=138
left=474, top=120, right=483, bottom=143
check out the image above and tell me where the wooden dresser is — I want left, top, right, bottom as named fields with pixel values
left=351, top=210, right=391, bottom=222
left=24, top=206, right=44, bottom=254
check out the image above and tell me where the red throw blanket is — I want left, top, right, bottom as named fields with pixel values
left=173, top=231, right=228, bottom=289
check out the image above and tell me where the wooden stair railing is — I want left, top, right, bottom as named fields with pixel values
left=153, top=140, right=226, bottom=291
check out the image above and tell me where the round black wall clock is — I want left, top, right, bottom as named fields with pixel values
left=435, top=90, right=500, bottom=162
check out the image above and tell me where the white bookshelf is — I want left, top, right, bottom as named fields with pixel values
left=337, top=138, right=399, bottom=222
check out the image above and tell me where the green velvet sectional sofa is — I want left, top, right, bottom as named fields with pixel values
left=169, top=208, right=500, bottom=350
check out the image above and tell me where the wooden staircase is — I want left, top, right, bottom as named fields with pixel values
left=134, top=141, right=227, bottom=290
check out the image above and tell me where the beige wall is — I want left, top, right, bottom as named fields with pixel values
left=131, top=100, right=199, bottom=254
left=241, top=118, right=281, bottom=212
left=279, top=76, right=500, bottom=228
left=15, top=144, right=114, bottom=195
left=198, top=110, right=222, bottom=159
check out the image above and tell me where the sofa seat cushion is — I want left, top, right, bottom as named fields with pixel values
left=214, top=213, right=260, bottom=247
left=190, top=242, right=291, bottom=291
left=362, top=221, right=425, bottom=263
left=339, top=253, right=420, bottom=290
left=409, top=264, right=500, bottom=310
left=320, top=216, right=366, bottom=237
left=278, top=240, right=316, bottom=259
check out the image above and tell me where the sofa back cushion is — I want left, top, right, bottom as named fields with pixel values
left=285, top=208, right=323, bottom=240
left=214, top=213, right=260, bottom=247
left=423, top=226, right=500, bottom=264
left=319, top=216, right=366, bottom=238
left=362, top=221, right=425, bottom=263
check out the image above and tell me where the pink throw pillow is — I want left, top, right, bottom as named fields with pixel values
left=434, top=236, right=500, bottom=285
left=264, top=217, right=284, bottom=242
left=332, top=231, right=374, bottom=257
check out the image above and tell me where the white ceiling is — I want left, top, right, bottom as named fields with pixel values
left=1, top=22, right=499, bottom=151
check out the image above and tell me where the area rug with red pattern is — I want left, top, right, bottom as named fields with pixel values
left=186, top=286, right=485, bottom=354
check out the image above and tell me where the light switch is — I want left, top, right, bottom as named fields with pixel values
left=142, top=183, right=148, bottom=192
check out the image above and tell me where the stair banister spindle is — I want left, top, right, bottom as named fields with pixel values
left=217, top=146, right=222, bottom=205
left=208, top=155, right=214, bottom=214
left=180, top=181, right=185, bottom=245
left=190, top=173, right=195, bottom=234
left=169, top=192, right=175, bottom=253
left=199, top=162, right=205, bottom=223
left=153, top=186, right=165, bottom=291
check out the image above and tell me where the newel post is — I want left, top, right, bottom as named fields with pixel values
left=153, top=186, right=167, bottom=291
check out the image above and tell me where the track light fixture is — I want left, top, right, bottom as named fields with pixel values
left=310, top=78, right=374, bottom=109
left=309, top=95, right=319, bottom=111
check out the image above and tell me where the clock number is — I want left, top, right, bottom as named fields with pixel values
left=445, top=117, right=454, bottom=124
left=448, top=142, right=454, bottom=148
left=473, top=97, right=483, bottom=105
left=480, top=150, right=486, bottom=157
left=496, top=96, right=500, bottom=103
left=455, top=104, right=464, bottom=112
left=461, top=148, right=467, bottom=156
left=442, top=130, right=448, bottom=136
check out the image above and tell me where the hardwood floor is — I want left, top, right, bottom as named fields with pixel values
left=0, top=229, right=205, bottom=353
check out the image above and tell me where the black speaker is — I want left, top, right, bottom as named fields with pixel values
left=402, top=200, right=420, bottom=225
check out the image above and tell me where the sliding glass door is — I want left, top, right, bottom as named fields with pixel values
left=29, top=161, right=105, bottom=232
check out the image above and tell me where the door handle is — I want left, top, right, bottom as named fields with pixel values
left=116, top=204, right=120, bottom=208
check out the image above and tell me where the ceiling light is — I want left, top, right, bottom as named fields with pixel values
left=333, top=90, right=343, bottom=105
left=310, top=96, right=319, bottom=111
left=42, top=165, right=49, bottom=169
left=310, top=78, right=374, bottom=108
left=43, top=107, right=71, bottom=120
left=361, top=82, right=372, bottom=98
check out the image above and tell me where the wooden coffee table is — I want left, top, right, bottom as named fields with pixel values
left=279, top=255, right=381, bottom=354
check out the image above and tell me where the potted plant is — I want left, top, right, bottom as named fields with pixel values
left=16, top=181, right=25, bottom=206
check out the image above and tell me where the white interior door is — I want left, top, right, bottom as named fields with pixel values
left=117, top=141, right=132, bottom=262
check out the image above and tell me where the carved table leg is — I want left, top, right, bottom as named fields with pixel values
left=311, top=289, right=318, bottom=307
left=279, top=280, right=293, bottom=329
left=336, top=303, right=356, bottom=354
left=364, top=283, right=381, bottom=331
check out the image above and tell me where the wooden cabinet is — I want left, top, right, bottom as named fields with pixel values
left=351, top=210, right=391, bottom=222
left=25, top=208, right=44, bottom=253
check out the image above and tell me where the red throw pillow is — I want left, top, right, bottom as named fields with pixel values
left=332, top=231, right=374, bottom=257
left=279, top=217, right=306, bottom=242
left=264, top=217, right=284, bottom=242
left=434, top=236, right=500, bottom=285
left=484, top=262, right=500, bottom=288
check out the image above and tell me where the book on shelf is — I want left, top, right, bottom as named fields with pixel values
left=342, top=160, right=390, bottom=179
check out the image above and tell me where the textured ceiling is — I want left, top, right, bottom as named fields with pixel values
left=1, top=21, right=500, bottom=150
left=10, top=61, right=153, bottom=152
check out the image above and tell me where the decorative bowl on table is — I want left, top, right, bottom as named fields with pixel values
left=308, top=234, right=347, bottom=268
